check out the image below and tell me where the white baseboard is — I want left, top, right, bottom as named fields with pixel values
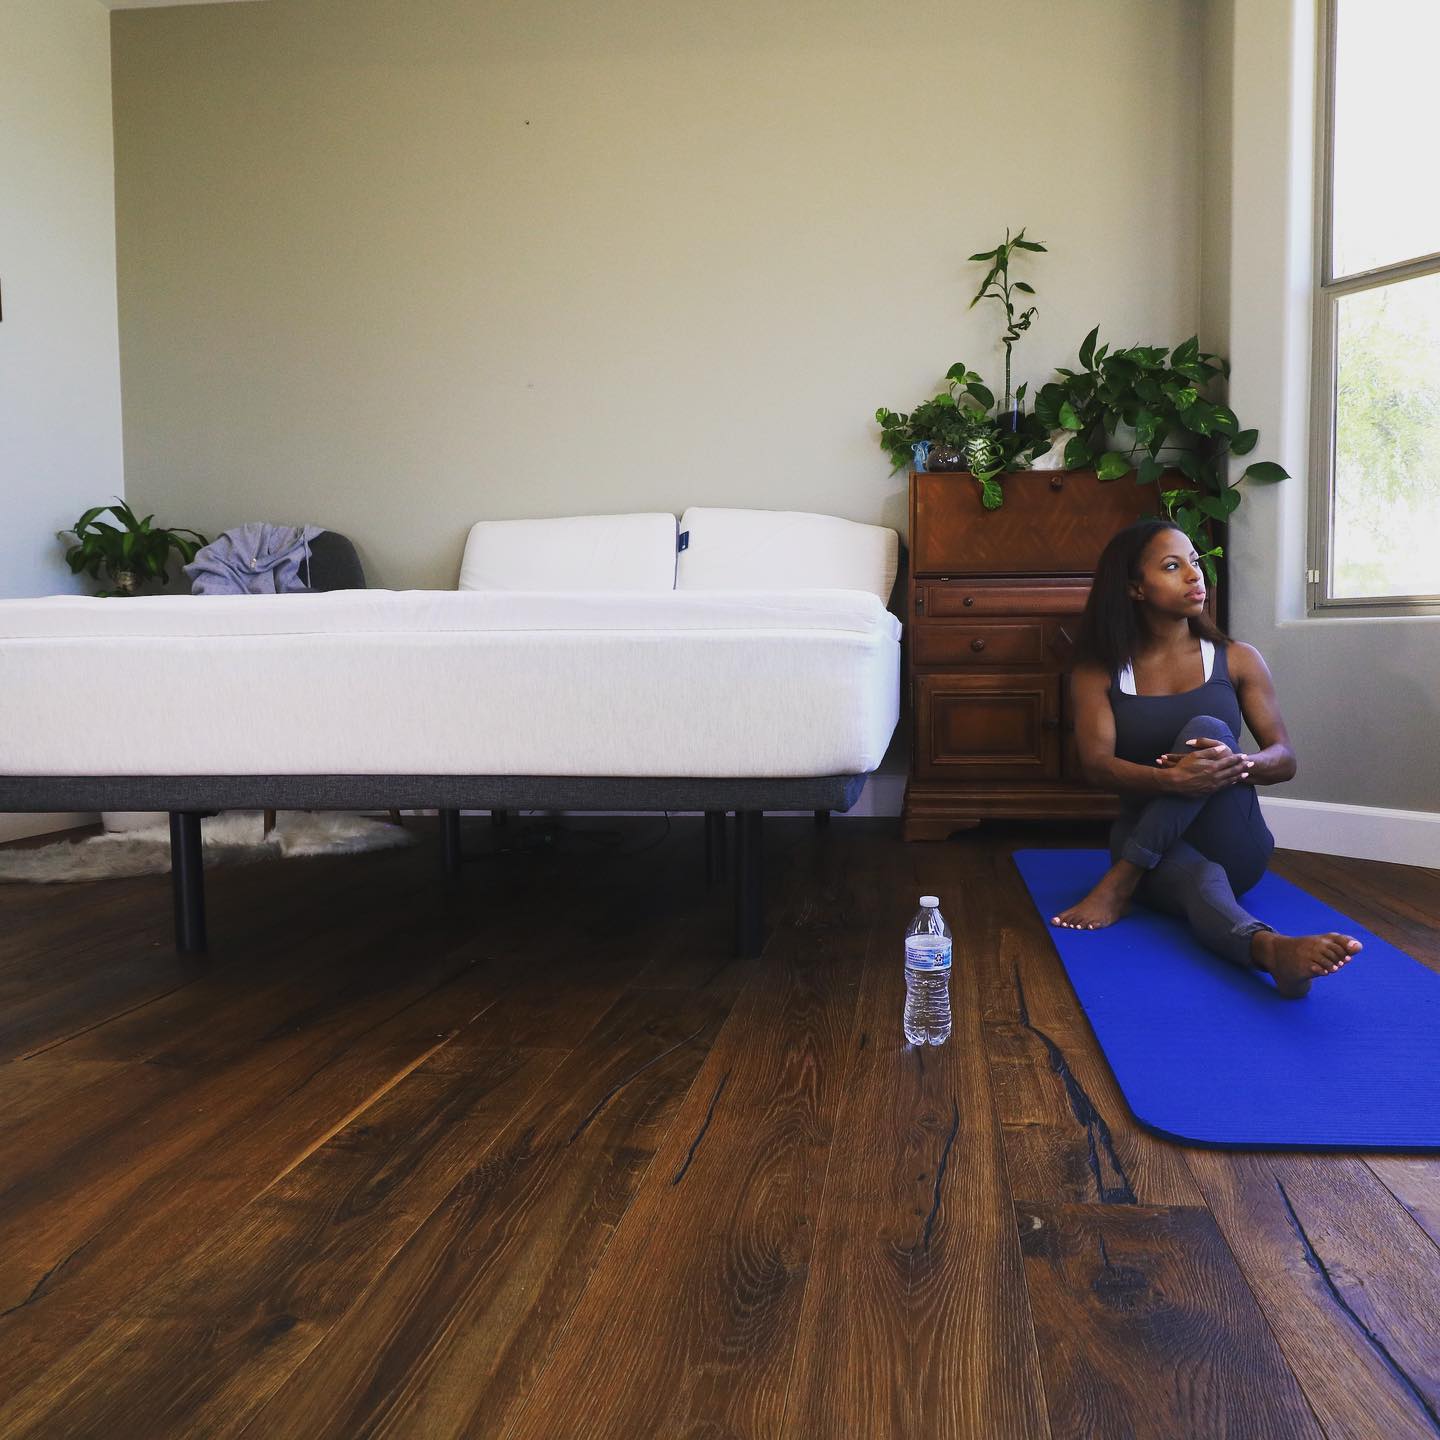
left=1260, top=797, right=1440, bottom=869
left=0, top=813, right=97, bottom=844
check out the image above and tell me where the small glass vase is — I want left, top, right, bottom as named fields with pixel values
left=926, top=444, right=967, bottom=472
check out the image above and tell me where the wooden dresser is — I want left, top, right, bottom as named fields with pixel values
left=903, top=467, right=1168, bottom=840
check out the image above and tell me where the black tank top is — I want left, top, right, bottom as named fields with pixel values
left=1110, top=642, right=1243, bottom=789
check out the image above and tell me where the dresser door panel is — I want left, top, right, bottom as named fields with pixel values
left=912, top=469, right=1176, bottom=575
left=915, top=674, right=1061, bottom=780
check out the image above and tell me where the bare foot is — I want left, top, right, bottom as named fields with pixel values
left=1251, top=930, right=1363, bottom=998
left=1052, top=861, right=1144, bottom=931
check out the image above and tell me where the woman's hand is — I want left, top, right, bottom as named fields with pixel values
left=1156, top=737, right=1255, bottom=796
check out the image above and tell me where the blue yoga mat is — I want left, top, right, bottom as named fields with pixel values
left=1013, top=849, right=1440, bottom=1150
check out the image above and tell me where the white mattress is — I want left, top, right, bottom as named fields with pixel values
left=0, top=590, right=900, bottom=779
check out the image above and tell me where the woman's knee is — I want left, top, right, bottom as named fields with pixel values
left=1171, top=713, right=1237, bottom=748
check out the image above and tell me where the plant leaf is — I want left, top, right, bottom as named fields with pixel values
left=1243, top=460, right=1289, bottom=482
left=1175, top=451, right=1206, bottom=484
left=1229, top=428, right=1259, bottom=455
left=1079, top=325, right=1099, bottom=371
left=1058, top=400, right=1084, bottom=432
left=1096, top=452, right=1132, bottom=482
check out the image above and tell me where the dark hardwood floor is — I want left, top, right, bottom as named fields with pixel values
left=0, top=815, right=1437, bottom=1439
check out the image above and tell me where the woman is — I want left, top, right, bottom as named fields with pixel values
left=1052, top=519, right=1361, bottom=998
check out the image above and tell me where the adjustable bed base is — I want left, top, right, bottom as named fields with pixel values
left=0, top=773, right=865, bottom=957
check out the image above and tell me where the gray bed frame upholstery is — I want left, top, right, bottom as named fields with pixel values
left=0, top=773, right=867, bottom=959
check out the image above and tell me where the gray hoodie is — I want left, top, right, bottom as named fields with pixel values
left=185, top=523, right=323, bottom=596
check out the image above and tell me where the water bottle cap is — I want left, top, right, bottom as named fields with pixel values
left=920, top=895, right=939, bottom=907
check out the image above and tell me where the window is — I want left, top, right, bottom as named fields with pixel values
left=1312, top=0, right=1440, bottom=610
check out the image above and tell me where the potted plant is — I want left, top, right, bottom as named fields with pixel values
left=61, top=499, right=209, bottom=596
left=1033, top=328, right=1289, bottom=581
left=876, top=364, right=1051, bottom=508
left=875, top=227, right=1053, bottom=508
left=967, top=227, right=1046, bottom=432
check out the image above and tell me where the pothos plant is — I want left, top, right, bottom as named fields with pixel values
left=61, top=499, right=208, bottom=596
left=1032, top=328, right=1290, bottom=582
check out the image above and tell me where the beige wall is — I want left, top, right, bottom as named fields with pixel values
left=0, top=0, right=124, bottom=599
left=1211, top=0, right=1440, bottom=813
left=114, top=0, right=1205, bottom=589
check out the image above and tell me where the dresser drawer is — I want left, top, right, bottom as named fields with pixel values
left=911, top=621, right=1047, bottom=667
left=918, top=581, right=1090, bottom=618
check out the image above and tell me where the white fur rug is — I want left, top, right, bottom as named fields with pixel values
left=0, top=812, right=418, bottom=884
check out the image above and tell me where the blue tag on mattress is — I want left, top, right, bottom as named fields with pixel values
left=677, top=531, right=689, bottom=552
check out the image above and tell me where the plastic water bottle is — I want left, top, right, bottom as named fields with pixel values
left=904, top=895, right=953, bottom=1045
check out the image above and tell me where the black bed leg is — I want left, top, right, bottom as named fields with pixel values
left=814, top=808, right=831, bottom=827
left=704, top=810, right=727, bottom=885
left=735, top=809, right=763, bottom=957
left=440, top=808, right=462, bottom=880
left=169, top=811, right=207, bottom=955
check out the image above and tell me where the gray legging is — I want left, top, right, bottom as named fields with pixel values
left=1110, top=713, right=1275, bottom=968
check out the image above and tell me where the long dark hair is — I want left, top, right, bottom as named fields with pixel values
left=1073, top=519, right=1228, bottom=675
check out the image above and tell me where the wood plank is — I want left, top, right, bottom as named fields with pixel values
left=0, top=1055, right=130, bottom=1130
left=232, top=984, right=732, bottom=1440
left=493, top=829, right=879, bottom=1440
left=0, top=958, right=491, bottom=1398
left=969, top=846, right=1201, bottom=1207
left=0, top=826, right=735, bottom=1439
left=0, top=825, right=707, bottom=1394
left=1017, top=1202, right=1325, bottom=1439
left=0, top=921, right=478, bottom=1306
left=1188, top=1149, right=1440, bottom=1440
left=0, top=842, right=428, bottom=1064
left=0, top=1042, right=568, bottom=1440
left=782, top=839, right=1052, bottom=1439
left=1367, top=1157, right=1440, bottom=1250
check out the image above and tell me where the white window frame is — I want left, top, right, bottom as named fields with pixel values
left=1309, top=0, right=1440, bottom=614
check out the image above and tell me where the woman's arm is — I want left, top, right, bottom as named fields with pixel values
left=1228, top=642, right=1297, bottom=784
left=1071, top=662, right=1182, bottom=795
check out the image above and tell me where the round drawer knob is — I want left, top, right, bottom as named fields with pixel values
left=1049, top=475, right=1065, bottom=491
left=963, top=596, right=974, bottom=607
left=970, top=637, right=987, bottom=652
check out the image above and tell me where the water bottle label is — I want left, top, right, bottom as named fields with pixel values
left=905, top=936, right=953, bottom=970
